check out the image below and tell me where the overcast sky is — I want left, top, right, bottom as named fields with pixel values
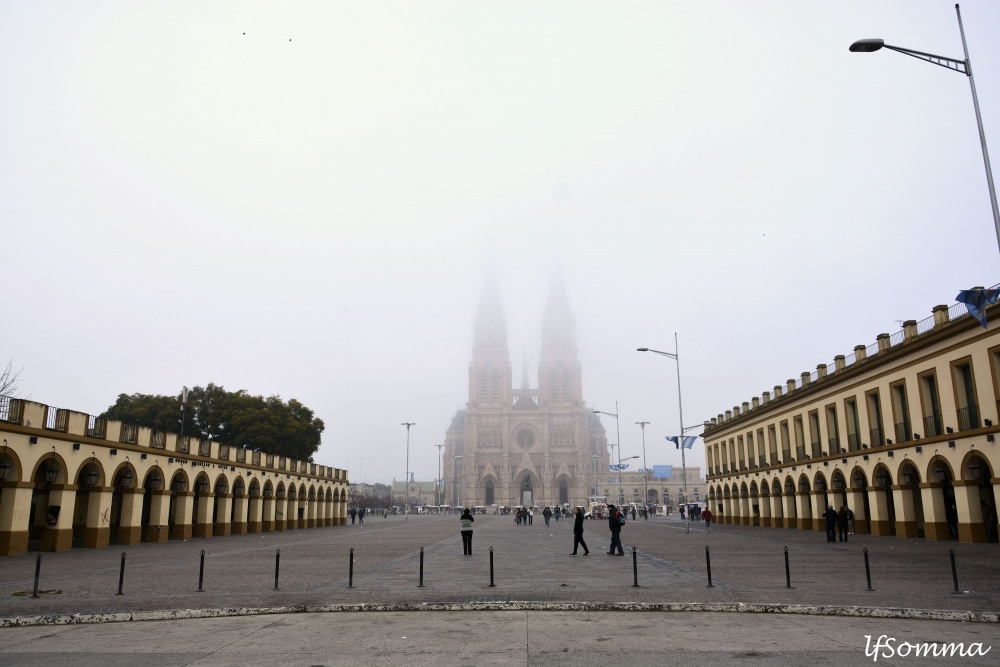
left=3, top=1, right=999, bottom=485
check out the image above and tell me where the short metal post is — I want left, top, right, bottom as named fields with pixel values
left=116, top=552, right=126, bottom=595
left=31, top=553, right=41, bottom=598
left=784, top=546, right=791, bottom=589
left=488, top=546, right=495, bottom=587
left=705, top=546, right=714, bottom=588
left=274, top=549, right=281, bottom=590
left=348, top=548, right=354, bottom=588
left=632, top=546, right=639, bottom=587
left=863, top=547, right=873, bottom=591
left=197, top=549, right=205, bottom=592
left=418, top=547, right=425, bottom=587
left=950, top=549, right=960, bottom=594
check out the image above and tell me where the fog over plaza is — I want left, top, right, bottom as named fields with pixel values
left=2, top=1, right=999, bottom=487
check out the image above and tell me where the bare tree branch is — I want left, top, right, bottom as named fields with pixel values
left=1, top=355, right=24, bottom=397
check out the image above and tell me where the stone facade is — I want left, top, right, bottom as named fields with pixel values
left=442, top=276, right=609, bottom=509
left=0, top=399, right=349, bottom=556
left=703, top=296, right=1000, bottom=544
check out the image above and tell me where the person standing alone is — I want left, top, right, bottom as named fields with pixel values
left=460, top=507, right=475, bottom=556
left=570, top=506, right=590, bottom=556
left=607, top=504, right=625, bottom=555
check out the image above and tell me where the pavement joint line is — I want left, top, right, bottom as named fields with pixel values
left=1, top=601, right=997, bottom=628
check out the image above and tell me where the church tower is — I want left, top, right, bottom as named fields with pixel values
left=469, top=274, right=512, bottom=411
left=538, top=272, right=582, bottom=408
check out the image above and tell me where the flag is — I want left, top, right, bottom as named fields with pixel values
left=619, top=463, right=630, bottom=470
left=609, top=464, right=621, bottom=471
left=956, top=288, right=1000, bottom=328
left=409, top=472, right=414, bottom=482
left=666, top=435, right=698, bottom=449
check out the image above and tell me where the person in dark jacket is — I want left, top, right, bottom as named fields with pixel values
left=460, top=507, right=475, bottom=555
left=606, top=504, right=624, bottom=555
left=823, top=505, right=838, bottom=542
left=837, top=505, right=850, bottom=542
left=570, top=507, right=590, bottom=556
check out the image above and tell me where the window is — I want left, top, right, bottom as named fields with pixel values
left=780, top=421, right=791, bottom=462
left=737, top=435, right=746, bottom=470
left=757, top=428, right=767, bottom=467
left=845, top=398, right=861, bottom=451
left=951, top=359, right=980, bottom=430
left=768, top=425, right=778, bottom=465
left=867, top=390, right=885, bottom=446
left=746, top=432, right=756, bottom=469
left=825, top=404, right=840, bottom=453
left=492, top=372, right=500, bottom=403
left=808, top=410, right=822, bottom=457
left=793, top=416, right=806, bottom=459
left=479, top=371, right=488, bottom=402
left=729, top=439, right=737, bottom=471
left=890, top=381, right=912, bottom=442
left=918, top=371, right=943, bottom=437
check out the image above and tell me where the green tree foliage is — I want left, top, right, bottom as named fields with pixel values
left=102, top=383, right=325, bottom=460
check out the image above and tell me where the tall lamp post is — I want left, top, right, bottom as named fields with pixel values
left=591, top=453, right=599, bottom=503
left=594, top=402, right=622, bottom=505
left=850, top=4, right=1000, bottom=255
left=402, top=422, right=415, bottom=517
left=636, top=421, right=650, bottom=507
left=454, top=455, right=463, bottom=508
left=638, top=334, right=692, bottom=534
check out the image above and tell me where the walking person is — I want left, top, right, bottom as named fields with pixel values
left=528, top=507, right=534, bottom=525
left=460, top=507, right=475, bottom=555
left=631, top=507, right=636, bottom=521
left=349, top=507, right=357, bottom=525
left=823, top=505, right=838, bottom=542
left=543, top=506, right=552, bottom=527
left=606, top=504, right=625, bottom=555
left=837, top=505, right=850, bottom=543
left=358, top=507, right=365, bottom=525
left=570, top=506, right=590, bottom=556
left=702, top=507, right=712, bottom=531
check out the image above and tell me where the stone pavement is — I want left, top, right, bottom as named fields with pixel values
left=1, top=513, right=998, bottom=622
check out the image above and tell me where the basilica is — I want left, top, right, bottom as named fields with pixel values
left=442, top=276, right=610, bottom=509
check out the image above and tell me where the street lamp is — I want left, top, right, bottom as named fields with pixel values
left=619, top=455, right=640, bottom=505
left=594, top=402, right=622, bottom=505
left=591, top=454, right=599, bottom=503
left=435, top=444, right=444, bottom=507
left=850, top=5, right=1000, bottom=255
left=402, top=422, right=415, bottom=517
left=454, top=455, right=463, bottom=508
left=638, top=333, right=693, bottom=534
left=636, top=421, right=650, bottom=507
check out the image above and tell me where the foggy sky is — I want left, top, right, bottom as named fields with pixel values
left=3, top=1, right=999, bottom=486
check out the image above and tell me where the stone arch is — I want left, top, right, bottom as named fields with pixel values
left=108, top=461, right=139, bottom=545
left=959, top=451, right=998, bottom=542
left=0, top=448, right=24, bottom=483
left=894, top=459, right=925, bottom=537
left=514, top=469, right=537, bottom=507
left=480, top=474, right=499, bottom=506
left=871, top=463, right=896, bottom=536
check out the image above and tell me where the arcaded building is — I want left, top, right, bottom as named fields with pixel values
left=0, top=399, right=349, bottom=556
left=442, top=277, right=610, bottom=509
left=702, top=294, right=1000, bottom=544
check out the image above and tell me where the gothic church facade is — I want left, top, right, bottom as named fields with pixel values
left=442, top=277, right=609, bottom=509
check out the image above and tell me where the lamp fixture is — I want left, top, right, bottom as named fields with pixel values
left=84, top=469, right=99, bottom=486
left=119, top=469, right=133, bottom=489
left=969, top=460, right=983, bottom=480
left=935, top=464, right=948, bottom=482
left=148, top=472, right=162, bottom=491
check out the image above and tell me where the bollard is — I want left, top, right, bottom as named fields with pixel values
left=418, top=547, right=425, bottom=588
left=348, top=548, right=354, bottom=588
left=31, top=553, right=41, bottom=598
left=705, top=546, right=714, bottom=588
left=784, top=546, right=792, bottom=589
left=489, top=546, right=495, bottom=587
left=863, top=547, right=873, bottom=591
left=197, top=549, right=205, bottom=592
left=632, top=546, right=639, bottom=587
left=950, top=549, right=960, bottom=594
left=116, top=552, right=126, bottom=596
left=274, top=549, right=281, bottom=590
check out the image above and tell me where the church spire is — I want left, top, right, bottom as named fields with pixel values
left=473, top=272, right=508, bottom=352
left=541, top=269, right=577, bottom=354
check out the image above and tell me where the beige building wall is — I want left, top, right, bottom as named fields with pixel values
left=0, top=399, right=349, bottom=556
left=703, top=301, right=1000, bottom=544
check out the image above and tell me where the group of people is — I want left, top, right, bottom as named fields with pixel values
left=822, top=504, right=856, bottom=542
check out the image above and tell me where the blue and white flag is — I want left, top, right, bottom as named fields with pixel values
left=666, top=435, right=698, bottom=449
left=956, top=288, right=1000, bottom=328
left=619, top=463, right=630, bottom=470
left=410, top=472, right=415, bottom=482
left=609, top=464, right=621, bottom=471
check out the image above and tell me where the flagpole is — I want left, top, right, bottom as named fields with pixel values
left=673, top=333, right=690, bottom=534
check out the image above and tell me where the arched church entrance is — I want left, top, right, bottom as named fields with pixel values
left=485, top=479, right=495, bottom=506
left=520, top=475, right=534, bottom=507
left=558, top=478, right=569, bottom=505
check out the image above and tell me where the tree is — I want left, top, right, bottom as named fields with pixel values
left=102, top=384, right=325, bottom=460
left=1, top=351, right=24, bottom=397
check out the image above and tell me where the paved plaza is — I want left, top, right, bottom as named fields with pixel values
left=1, top=514, right=998, bottom=665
